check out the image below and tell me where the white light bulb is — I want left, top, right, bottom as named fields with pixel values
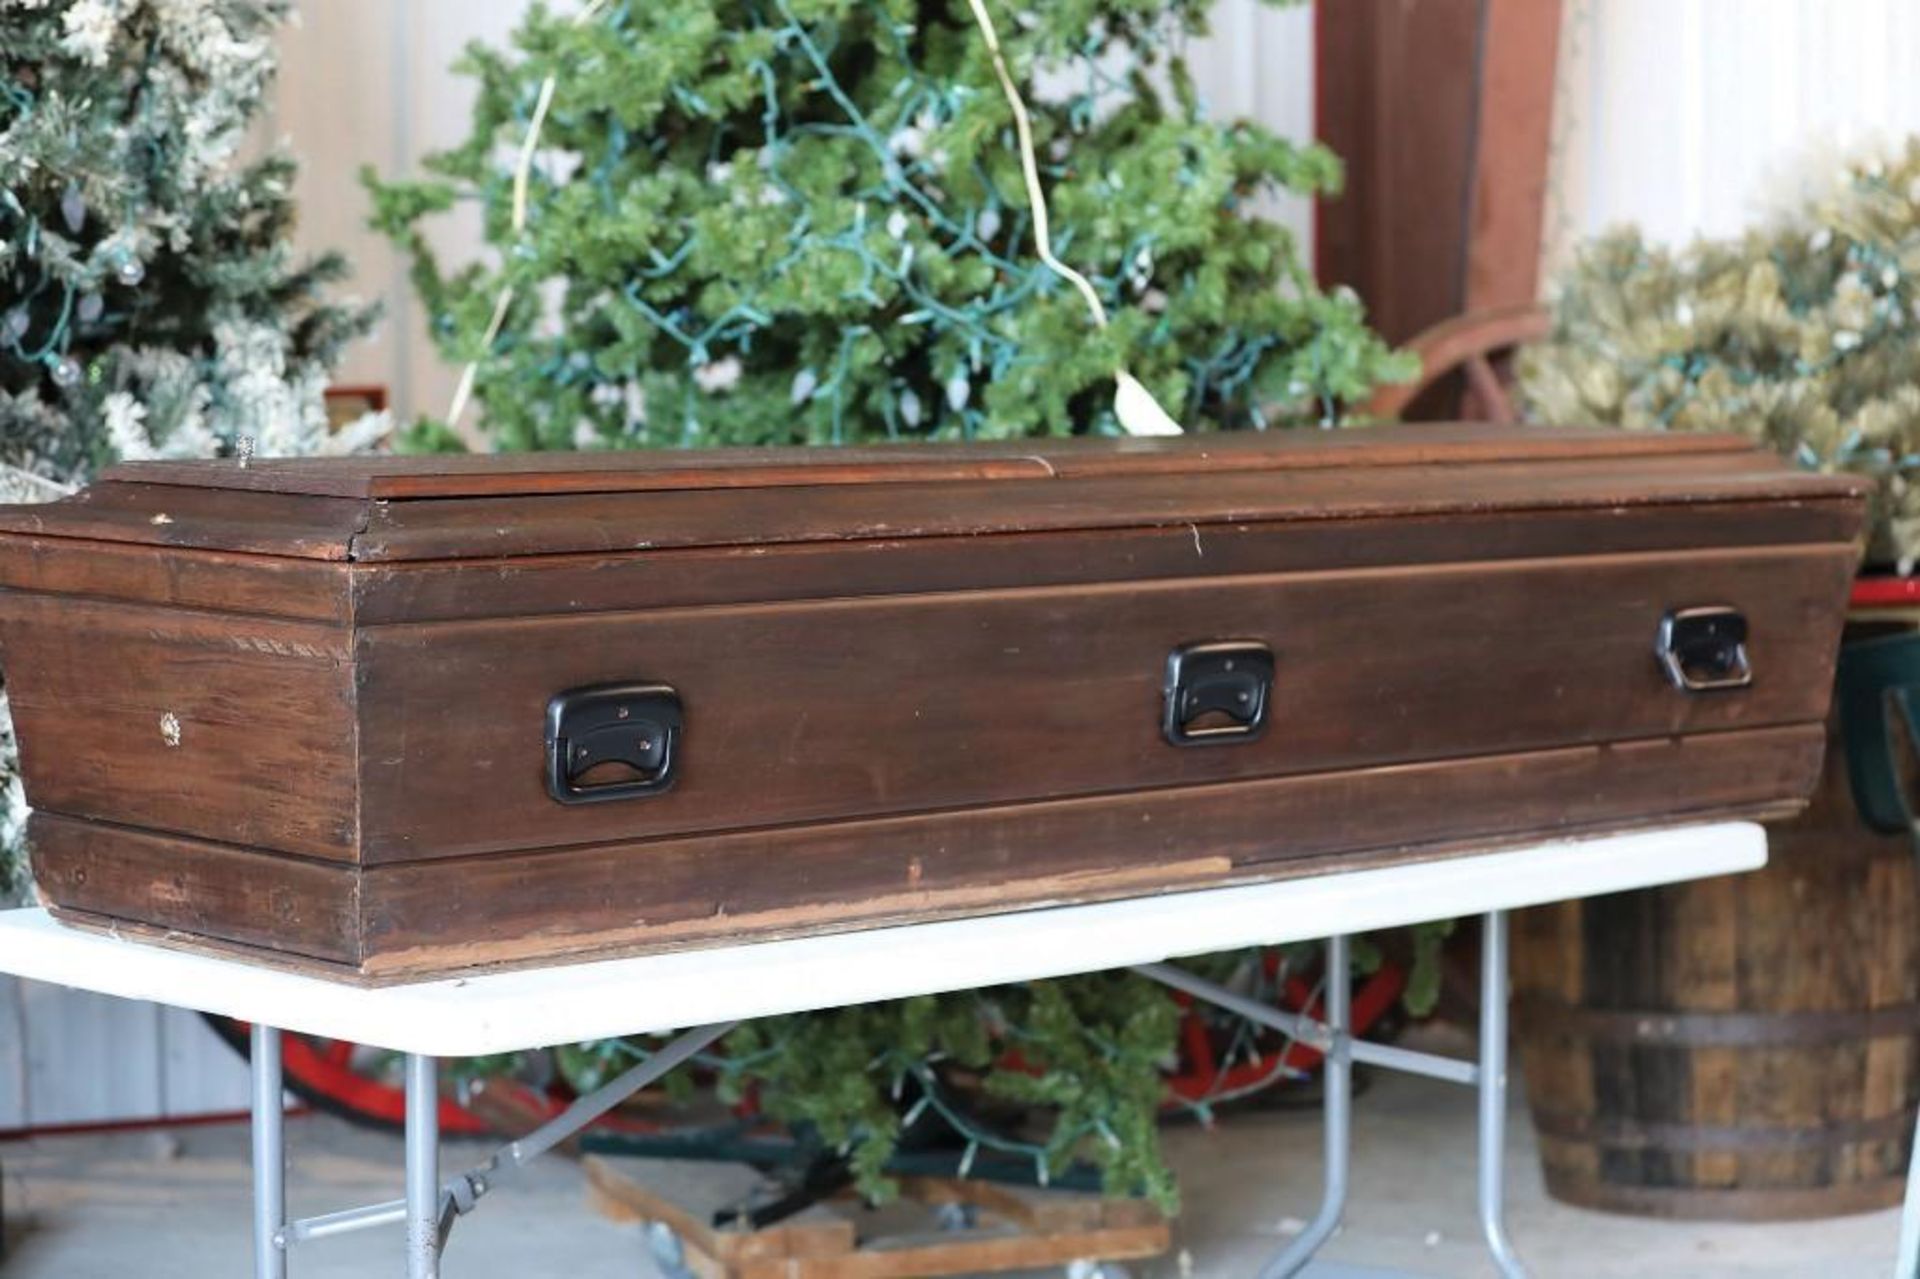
left=60, top=184, right=86, bottom=234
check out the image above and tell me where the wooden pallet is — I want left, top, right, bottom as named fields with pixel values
left=585, top=1154, right=1169, bottom=1278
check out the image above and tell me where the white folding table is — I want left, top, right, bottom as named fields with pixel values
left=0, top=822, right=1768, bottom=1279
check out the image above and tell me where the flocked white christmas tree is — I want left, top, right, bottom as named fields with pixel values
left=0, top=0, right=384, bottom=899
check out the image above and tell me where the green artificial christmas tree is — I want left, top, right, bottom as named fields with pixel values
left=1520, top=138, right=1920, bottom=569
left=364, top=0, right=1415, bottom=1211
left=0, top=0, right=383, bottom=902
left=367, top=0, right=1406, bottom=449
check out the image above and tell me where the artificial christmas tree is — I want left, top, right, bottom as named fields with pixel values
left=0, top=0, right=383, bottom=900
left=366, top=0, right=1407, bottom=449
left=358, top=0, right=1415, bottom=1209
left=1520, top=138, right=1920, bottom=569
left=353, top=0, right=1417, bottom=1210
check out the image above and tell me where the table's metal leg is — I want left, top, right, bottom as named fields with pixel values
left=250, top=1024, right=287, bottom=1279
left=405, top=1054, right=441, bottom=1279
left=1258, top=932, right=1352, bottom=1279
left=1477, top=909, right=1527, bottom=1279
left=1895, top=1100, right=1920, bottom=1277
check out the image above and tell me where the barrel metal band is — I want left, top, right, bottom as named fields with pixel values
left=1531, top=1106, right=1917, bottom=1153
left=1513, top=997, right=1920, bottom=1046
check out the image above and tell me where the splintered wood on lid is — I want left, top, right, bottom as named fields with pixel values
left=0, top=424, right=1869, bottom=981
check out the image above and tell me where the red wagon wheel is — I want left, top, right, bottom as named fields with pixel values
left=1158, top=952, right=1408, bottom=1114
left=200, top=1015, right=684, bottom=1138
left=1361, top=302, right=1551, bottom=424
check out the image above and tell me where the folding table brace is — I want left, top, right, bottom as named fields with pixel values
left=245, top=915, right=1528, bottom=1279
left=0, top=825, right=1764, bottom=1277
left=250, top=1022, right=736, bottom=1278
left=1134, top=909, right=1526, bottom=1279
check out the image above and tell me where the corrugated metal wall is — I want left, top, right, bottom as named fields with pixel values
left=0, top=978, right=251, bottom=1131
left=1544, top=0, right=1920, bottom=275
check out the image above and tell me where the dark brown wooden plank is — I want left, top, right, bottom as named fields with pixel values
left=109, top=442, right=1072, bottom=498
left=370, top=456, right=1058, bottom=497
left=1514, top=712, right=1920, bottom=1217
left=585, top=1157, right=859, bottom=1264
left=351, top=454, right=1864, bottom=562
left=1033, top=424, right=1755, bottom=476
left=1671, top=870, right=1740, bottom=1189
left=0, top=534, right=353, bottom=622
left=1462, top=0, right=1563, bottom=316
left=1513, top=898, right=1601, bottom=1185
left=0, top=483, right=366, bottom=559
left=1315, top=0, right=1482, bottom=346
left=1734, top=742, right=1876, bottom=1192
left=29, top=813, right=361, bottom=965
left=353, top=724, right=1825, bottom=978
left=0, top=593, right=359, bottom=860
left=354, top=545, right=1853, bottom=864
left=102, top=425, right=1764, bottom=499
left=108, top=452, right=1058, bottom=499
left=349, top=499, right=1866, bottom=625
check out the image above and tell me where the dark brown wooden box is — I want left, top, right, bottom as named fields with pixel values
left=0, top=425, right=1867, bottom=981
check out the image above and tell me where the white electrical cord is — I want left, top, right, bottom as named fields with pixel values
left=445, top=0, right=612, bottom=432
left=449, top=0, right=1182, bottom=437
left=962, top=0, right=1182, bottom=436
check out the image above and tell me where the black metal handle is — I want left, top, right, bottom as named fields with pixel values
left=1656, top=606, right=1752, bottom=692
left=1163, top=640, right=1275, bottom=746
left=545, top=682, right=683, bottom=804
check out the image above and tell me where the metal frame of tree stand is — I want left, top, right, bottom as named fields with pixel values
left=243, top=911, right=1528, bottom=1279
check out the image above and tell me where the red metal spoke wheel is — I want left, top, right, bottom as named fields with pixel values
left=200, top=1014, right=676, bottom=1138
left=1159, top=953, right=1409, bottom=1114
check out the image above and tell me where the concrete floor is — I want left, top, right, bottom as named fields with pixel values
left=0, top=1062, right=1905, bottom=1278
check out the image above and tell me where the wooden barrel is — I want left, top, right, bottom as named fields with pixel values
left=1513, top=716, right=1920, bottom=1219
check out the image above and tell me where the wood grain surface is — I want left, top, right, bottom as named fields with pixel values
left=29, top=813, right=360, bottom=965
left=348, top=499, right=1864, bottom=625
left=27, top=723, right=1824, bottom=979
left=354, top=545, right=1852, bottom=864
left=350, top=453, right=1862, bottom=562
left=0, top=593, right=358, bottom=860
left=1513, top=717, right=1920, bottom=1218
left=102, top=424, right=1761, bottom=498
left=0, top=534, right=352, bottom=622
left=0, top=482, right=365, bottom=559
left=0, top=427, right=1868, bottom=975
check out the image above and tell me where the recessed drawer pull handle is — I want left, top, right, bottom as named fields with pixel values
left=545, top=682, right=683, bottom=803
left=1657, top=607, right=1753, bottom=692
left=1162, top=640, right=1275, bottom=746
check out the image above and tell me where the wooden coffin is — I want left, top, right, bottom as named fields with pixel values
left=0, top=425, right=1868, bottom=981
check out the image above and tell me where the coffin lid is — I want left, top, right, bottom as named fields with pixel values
left=0, top=424, right=1868, bottom=563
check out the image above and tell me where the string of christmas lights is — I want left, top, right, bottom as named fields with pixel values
left=455, top=0, right=1182, bottom=440
left=368, top=0, right=1407, bottom=450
